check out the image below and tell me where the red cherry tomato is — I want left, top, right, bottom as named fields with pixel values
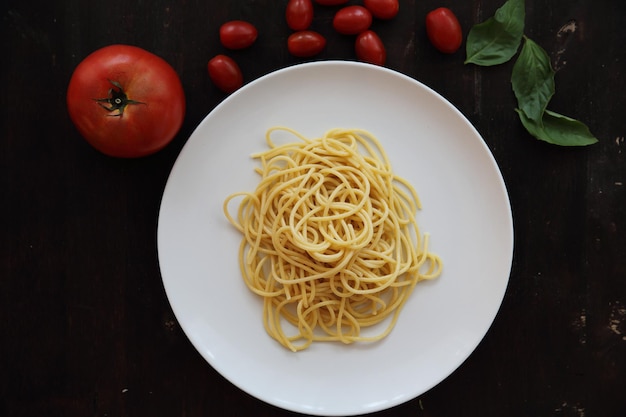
left=208, top=55, right=243, bottom=93
left=363, top=0, right=399, bottom=20
left=219, top=20, right=258, bottom=50
left=286, top=0, right=314, bottom=31
left=66, top=44, right=186, bottom=158
left=314, top=0, right=349, bottom=5
left=287, top=31, right=326, bottom=57
left=333, top=6, right=373, bottom=35
left=425, top=8, right=462, bottom=54
left=355, top=30, right=386, bottom=65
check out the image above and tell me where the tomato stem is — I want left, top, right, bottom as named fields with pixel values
left=93, top=80, right=145, bottom=117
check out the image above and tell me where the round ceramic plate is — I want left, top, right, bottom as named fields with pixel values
left=157, top=61, right=513, bottom=416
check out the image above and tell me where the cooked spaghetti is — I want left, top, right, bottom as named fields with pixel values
left=223, top=127, right=442, bottom=351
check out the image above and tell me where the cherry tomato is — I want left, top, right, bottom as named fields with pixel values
left=219, top=20, right=258, bottom=50
left=286, top=0, right=314, bottom=31
left=425, top=7, right=462, bottom=54
left=363, top=0, right=399, bottom=20
left=355, top=30, right=386, bottom=65
left=287, top=31, right=327, bottom=57
left=66, top=44, right=185, bottom=158
left=333, top=6, right=373, bottom=35
left=314, top=0, right=349, bottom=5
left=208, top=54, right=243, bottom=93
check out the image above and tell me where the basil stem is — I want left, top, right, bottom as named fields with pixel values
left=465, top=0, right=525, bottom=66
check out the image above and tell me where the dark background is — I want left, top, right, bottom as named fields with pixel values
left=2, top=1, right=625, bottom=416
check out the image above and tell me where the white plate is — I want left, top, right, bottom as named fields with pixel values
left=157, top=61, right=513, bottom=416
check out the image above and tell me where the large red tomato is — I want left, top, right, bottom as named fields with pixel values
left=67, top=44, right=186, bottom=158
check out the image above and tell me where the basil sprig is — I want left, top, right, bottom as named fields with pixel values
left=465, top=0, right=598, bottom=146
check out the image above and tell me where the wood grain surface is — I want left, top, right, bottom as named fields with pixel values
left=2, top=1, right=625, bottom=416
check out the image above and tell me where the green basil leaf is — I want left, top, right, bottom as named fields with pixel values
left=512, top=37, right=555, bottom=123
left=516, top=109, right=599, bottom=146
left=465, top=0, right=525, bottom=66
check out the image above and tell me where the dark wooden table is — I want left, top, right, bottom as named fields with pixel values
left=2, top=1, right=625, bottom=416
